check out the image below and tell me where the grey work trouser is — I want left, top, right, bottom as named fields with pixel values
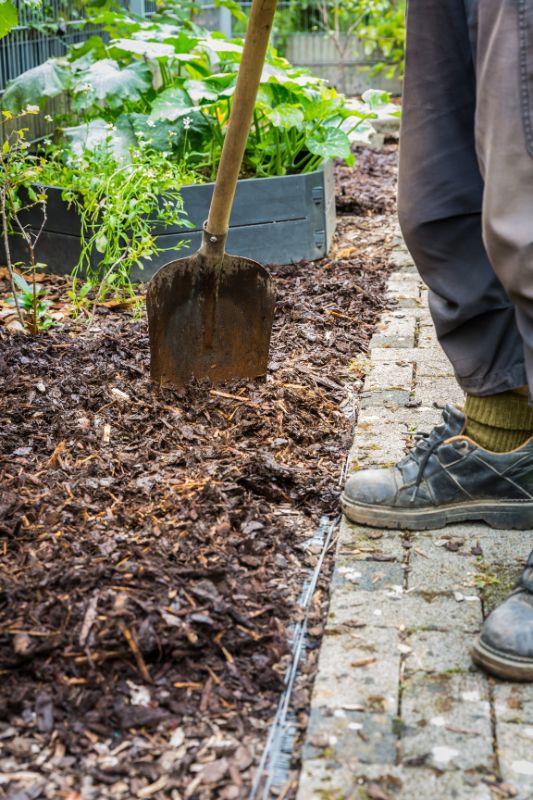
left=398, top=0, right=533, bottom=396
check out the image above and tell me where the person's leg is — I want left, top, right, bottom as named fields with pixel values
left=398, top=0, right=526, bottom=395
left=341, top=0, right=533, bottom=531
left=475, top=0, right=533, bottom=396
left=467, top=0, right=533, bottom=681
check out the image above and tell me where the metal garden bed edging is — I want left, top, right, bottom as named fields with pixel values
left=5, top=161, right=336, bottom=280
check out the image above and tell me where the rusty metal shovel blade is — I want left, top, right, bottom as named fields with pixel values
left=146, top=231, right=276, bottom=386
left=146, top=0, right=279, bottom=387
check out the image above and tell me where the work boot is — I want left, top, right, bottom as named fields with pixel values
left=341, top=405, right=533, bottom=530
left=472, top=551, right=533, bottom=680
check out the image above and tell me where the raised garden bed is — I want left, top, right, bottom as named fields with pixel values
left=6, top=162, right=336, bottom=280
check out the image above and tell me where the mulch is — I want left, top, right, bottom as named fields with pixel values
left=335, top=143, right=398, bottom=216
left=0, top=146, right=398, bottom=800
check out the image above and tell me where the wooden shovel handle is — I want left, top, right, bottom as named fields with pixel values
left=206, top=0, right=278, bottom=236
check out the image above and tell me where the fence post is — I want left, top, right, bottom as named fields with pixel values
left=219, top=6, right=232, bottom=38
left=129, top=0, right=146, bottom=16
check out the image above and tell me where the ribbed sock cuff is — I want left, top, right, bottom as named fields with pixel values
left=464, top=392, right=533, bottom=431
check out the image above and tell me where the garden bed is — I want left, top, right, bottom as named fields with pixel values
left=6, top=163, right=336, bottom=279
left=0, top=147, right=398, bottom=800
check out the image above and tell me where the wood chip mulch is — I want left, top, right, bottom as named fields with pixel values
left=0, top=147, right=398, bottom=800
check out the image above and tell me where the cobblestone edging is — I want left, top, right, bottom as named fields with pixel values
left=296, top=238, right=533, bottom=800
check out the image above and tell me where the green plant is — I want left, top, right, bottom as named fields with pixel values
left=1, top=1, right=390, bottom=303
left=359, top=0, right=405, bottom=79
left=0, top=0, right=19, bottom=39
left=268, top=0, right=405, bottom=82
left=39, top=136, right=198, bottom=303
left=2, top=2, right=383, bottom=180
left=0, top=109, right=52, bottom=334
left=7, top=269, right=55, bottom=331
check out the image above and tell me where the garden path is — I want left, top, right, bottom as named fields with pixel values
left=297, top=235, right=533, bottom=800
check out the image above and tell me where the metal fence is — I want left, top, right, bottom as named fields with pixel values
left=1, top=1, right=108, bottom=92
left=0, top=0, right=400, bottom=103
left=0, top=0, right=221, bottom=92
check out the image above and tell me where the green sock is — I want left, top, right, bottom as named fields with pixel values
left=464, top=389, right=533, bottom=452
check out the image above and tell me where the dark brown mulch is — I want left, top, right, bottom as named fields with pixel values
left=335, top=144, right=399, bottom=216
left=0, top=151, right=398, bottom=800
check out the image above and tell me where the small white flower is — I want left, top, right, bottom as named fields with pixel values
left=183, top=116, right=191, bottom=130
left=74, top=82, right=92, bottom=94
left=146, top=119, right=155, bottom=128
left=168, top=130, right=176, bottom=138
left=43, top=138, right=52, bottom=146
left=44, top=114, right=53, bottom=123
left=25, top=104, right=39, bottom=114
left=105, top=122, right=114, bottom=130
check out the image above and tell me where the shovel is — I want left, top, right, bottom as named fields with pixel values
left=146, top=0, right=278, bottom=387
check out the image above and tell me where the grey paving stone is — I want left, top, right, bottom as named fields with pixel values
left=417, top=353, right=454, bottom=378
left=402, top=629, right=479, bottom=675
left=336, top=521, right=405, bottom=561
left=302, top=706, right=398, bottom=766
left=360, top=404, right=443, bottom=431
left=310, top=626, right=400, bottom=713
left=400, top=672, right=493, bottom=770
left=359, top=388, right=411, bottom=410
left=369, top=347, right=418, bottom=363
left=332, top=557, right=405, bottom=591
left=365, top=360, right=413, bottom=392
left=328, top=587, right=482, bottom=632
left=395, top=769, right=493, bottom=800
left=407, top=538, right=482, bottom=594
left=297, top=761, right=493, bottom=800
left=386, top=273, right=421, bottom=294
left=496, top=722, right=533, bottom=800
left=418, top=323, right=440, bottom=349
left=457, top=528, right=530, bottom=566
left=390, top=248, right=416, bottom=269
left=493, top=684, right=533, bottom=723
left=413, top=375, right=465, bottom=408
left=370, top=333, right=417, bottom=349
left=348, top=422, right=407, bottom=467
left=297, top=759, right=405, bottom=800
left=354, top=414, right=408, bottom=436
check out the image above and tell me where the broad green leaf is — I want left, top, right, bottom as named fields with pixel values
left=265, top=103, right=304, bottom=130
left=200, top=34, right=243, bottom=55
left=2, top=60, right=70, bottom=112
left=129, top=112, right=179, bottom=151
left=137, top=28, right=199, bottom=53
left=214, top=0, right=246, bottom=23
left=362, top=88, right=390, bottom=109
left=183, top=79, right=218, bottom=104
left=0, top=0, right=18, bottom=40
left=68, top=35, right=107, bottom=63
left=71, top=59, right=151, bottom=111
left=305, top=127, right=351, bottom=161
left=110, top=38, right=176, bottom=60
left=149, top=87, right=196, bottom=122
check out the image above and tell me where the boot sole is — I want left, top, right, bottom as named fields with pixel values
left=471, top=638, right=533, bottom=681
left=340, top=495, right=533, bottom=531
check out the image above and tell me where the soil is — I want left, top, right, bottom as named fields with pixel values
left=0, top=146, right=399, bottom=800
left=335, top=143, right=398, bottom=216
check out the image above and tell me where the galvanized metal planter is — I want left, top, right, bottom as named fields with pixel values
left=5, top=162, right=336, bottom=281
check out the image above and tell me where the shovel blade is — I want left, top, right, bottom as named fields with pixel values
left=146, top=251, right=276, bottom=386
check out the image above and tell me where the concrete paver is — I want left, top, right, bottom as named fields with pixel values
left=297, top=244, right=533, bottom=799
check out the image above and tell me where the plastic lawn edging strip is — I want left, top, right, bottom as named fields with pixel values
left=5, top=161, right=336, bottom=278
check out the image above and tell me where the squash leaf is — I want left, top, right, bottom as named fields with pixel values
left=2, top=59, right=70, bottom=112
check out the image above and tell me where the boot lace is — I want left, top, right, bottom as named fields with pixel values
left=398, top=426, right=447, bottom=504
